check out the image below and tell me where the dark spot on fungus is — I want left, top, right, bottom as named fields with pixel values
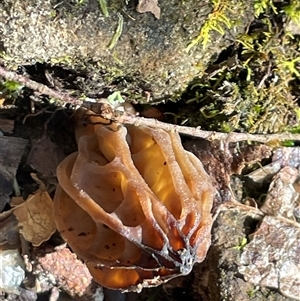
left=112, top=243, right=116, bottom=246
left=104, top=244, right=110, bottom=250
left=163, top=161, right=167, bottom=165
left=112, top=188, right=115, bottom=192
left=68, top=227, right=74, bottom=231
left=78, top=232, right=87, bottom=236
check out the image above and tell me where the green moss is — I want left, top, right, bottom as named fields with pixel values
left=75, top=0, right=87, bottom=5
left=2, top=80, right=23, bottom=93
left=232, top=237, right=248, bottom=251
left=187, top=0, right=237, bottom=51
left=171, top=0, right=300, bottom=134
left=253, top=0, right=277, bottom=17
left=50, top=56, right=74, bottom=65
left=283, top=0, right=300, bottom=24
left=246, top=288, right=257, bottom=298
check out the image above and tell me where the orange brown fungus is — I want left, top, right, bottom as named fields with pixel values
left=54, top=108, right=215, bottom=292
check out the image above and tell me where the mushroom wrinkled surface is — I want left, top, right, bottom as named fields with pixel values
left=54, top=108, right=215, bottom=292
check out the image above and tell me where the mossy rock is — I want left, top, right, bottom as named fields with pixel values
left=0, top=0, right=255, bottom=101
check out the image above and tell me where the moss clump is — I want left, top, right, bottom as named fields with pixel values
left=170, top=1, right=300, bottom=134
left=186, top=0, right=236, bottom=51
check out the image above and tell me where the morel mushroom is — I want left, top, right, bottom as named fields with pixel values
left=54, top=108, right=214, bottom=292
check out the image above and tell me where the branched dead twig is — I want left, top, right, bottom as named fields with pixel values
left=1, top=65, right=300, bottom=144
left=0, top=66, right=82, bottom=105
left=110, top=113, right=300, bottom=144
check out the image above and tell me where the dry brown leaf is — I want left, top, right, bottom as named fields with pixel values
left=10, top=196, right=26, bottom=207
left=136, top=0, right=161, bottom=19
left=26, top=137, right=65, bottom=182
left=13, top=189, right=56, bottom=246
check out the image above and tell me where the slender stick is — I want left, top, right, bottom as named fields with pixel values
left=1, top=65, right=300, bottom=143
left=119, top=114, right=300, bottom=143
left=0, top=66, right=82, bottom=105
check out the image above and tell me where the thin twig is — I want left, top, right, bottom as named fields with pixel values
left=1, top=65, right=300, bottom=144
left=0, top=66, right=82, bottom=106
left=118, top=114, right=300, bottom=143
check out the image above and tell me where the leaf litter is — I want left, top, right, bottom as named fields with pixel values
left=1, top=89, right=300, bottom=299
left=136, top=0, right=161, bottom=19
left=13, top=187, right=56, bottom=247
